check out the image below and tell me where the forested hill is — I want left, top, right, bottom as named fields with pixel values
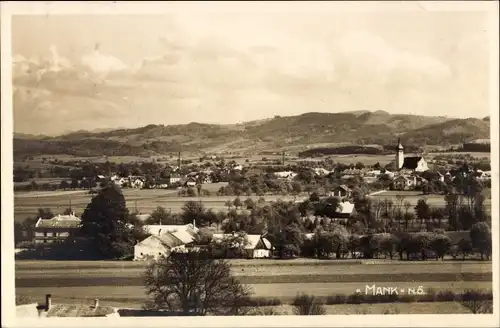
left=13, top=111, right=490, bottom=158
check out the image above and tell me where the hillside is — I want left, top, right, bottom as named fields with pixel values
left=12, top=111, right=489, bottom=158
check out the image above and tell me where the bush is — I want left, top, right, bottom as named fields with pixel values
left=325, top=294, right=347, bottom=305
left=246, top=307, right=280, bottom=316
left=246, top=297, right=282, bottom=307
left=436, top=290, right=457, bottom=302
left=292, top=293, right=327, bottom=315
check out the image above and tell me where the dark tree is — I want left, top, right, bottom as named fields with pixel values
left=470, top=222, right=492, bottom=260
left=79, top=184, right=146, bottom=259
left=143, top=250, right=252, bottom=316
left=181, top=201, right=207, bottom=226
left=37, top=208, right=54, bottom=219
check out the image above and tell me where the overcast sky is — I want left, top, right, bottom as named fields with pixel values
left=11, top=5, right=493, bottom=135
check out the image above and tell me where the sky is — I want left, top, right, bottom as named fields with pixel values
left=10, top=5, right=494, bottom=135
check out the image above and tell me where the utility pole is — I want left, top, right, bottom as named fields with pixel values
left=282, top=151, right=286, bottom=166
left=135, top=200, right=138, bottom=214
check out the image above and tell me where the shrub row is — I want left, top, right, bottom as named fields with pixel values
left=247, top=290, right=492, bottom=307
left=321, top=289, right=492, bottom=305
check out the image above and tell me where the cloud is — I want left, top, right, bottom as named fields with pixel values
left=12, top=14, right=483, bottom=135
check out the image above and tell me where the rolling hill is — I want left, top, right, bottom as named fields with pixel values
left=12, top=111, right=490, bottom=158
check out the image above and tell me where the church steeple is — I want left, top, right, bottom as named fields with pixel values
left=397, top=138, right=404, bottom=150
left=396, top=138, right=404, bottom=170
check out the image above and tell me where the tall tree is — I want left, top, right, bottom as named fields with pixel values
left=414, top=199, right=431, bottom=229
left=79, top=184, right=145, bottom=259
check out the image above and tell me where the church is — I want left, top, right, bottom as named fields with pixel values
left=396, top=139, right=429, bottom=172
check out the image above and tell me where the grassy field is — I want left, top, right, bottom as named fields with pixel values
left=15, top=260, right=492, bottom=312
left=368, top=190, right=492, bottom=211
left=14, top=188, right=305, bottom=222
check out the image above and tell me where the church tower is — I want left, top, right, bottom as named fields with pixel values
left=396, top=138, right=404, bottom=170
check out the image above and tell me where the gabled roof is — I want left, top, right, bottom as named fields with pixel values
left=335, top=184, right=351, bottom=192
left=35, top=215, right=81, bottom=229
left=338, top=201, right=355, bottom=215
left=136, top=233, right=184, bottom=248
left=144, top=224, right=199, bottom=236
left=401, top=157, right=424, bottom=170
left=212, top=234, right=271, bottom=250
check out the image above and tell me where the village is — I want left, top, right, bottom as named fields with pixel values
left=15, top=139, right=492, bottom=263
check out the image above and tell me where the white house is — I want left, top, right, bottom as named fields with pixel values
left=211, top=233, right=272, bottom=258
left=130, top=178, right=144, bottom=189
left=32, top=213, right=80, bottom=244
left=169, top=175, right=182, bottom=184
left=392, top=175, right=417, bottom=190
left=133, top=233, right=184, bottom=261
left=274, top=171, right=297, bottom=180
left=313, top=168, right=330, bottom=176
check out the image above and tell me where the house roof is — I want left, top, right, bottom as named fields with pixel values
left=338, top=201, right=355, bottom=215
left=35, top=215, right=81, bottom=229
left=144, top=224, right=199, bottom=236
left=45, top=304, right=115, bottom=317
left=136, top=233, right=184, bottom=248
left=401, top=157, right=424, bottom=170
left=212, top=234, right=271, bottom=250
left=336, top=184, right=351, bottom=192
left=171, top=230, right=196, bottom=244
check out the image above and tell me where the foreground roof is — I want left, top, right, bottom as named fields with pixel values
left=46, top=304, right=115, bottom=317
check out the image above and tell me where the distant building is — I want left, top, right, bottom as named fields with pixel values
left=169, top=175, right=181, bottom=185
left=396, top=139, right=429, bottom=172
left=392, top=175, right=417, bottom=191
left=274, top=171, right=297, bottom=180
left=129, top=177, right=144, bottom=189
left=33, top=214, right=80, bottom=244
left=134, top=233, right=184, bottom=261
left=211, top=234, right=272, bottom=259
left=329, top=185, right=352, bottom=198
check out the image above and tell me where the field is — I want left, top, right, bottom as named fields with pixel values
left=16, top=260, right=492, bottom=312
left=368, top=190, right=492, bottom=212
left=14, top=186, right=491, bottom=222
left=14, top=187, right=306, bottom=222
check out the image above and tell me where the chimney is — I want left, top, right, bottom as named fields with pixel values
left=45, top=294, right=52, bottom=310
left=93, top=299, right=99, bottom=308
left=192, top=219, right=196, bottom=228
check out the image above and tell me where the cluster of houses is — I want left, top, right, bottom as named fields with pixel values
left=23, top=213, right=274, bottom=260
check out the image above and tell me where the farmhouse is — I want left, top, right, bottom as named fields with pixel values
left=169, top=174, right=182, bottom=185
left=396, top=139, right=429, bottom=172
left=329, top=185, right=352, bottom=198
left=134, top=233, right=184, bottom=260
left=313, top=168, right=330, bottom=176
left=211, top=233, right=272, bottom=259
left=32, top=213, right=80, bottom=244
left=129, top=177, right=144, bottom=189
left=392, top=175, right=417, bottom=191
left=274, top=171, right=297, bottom=180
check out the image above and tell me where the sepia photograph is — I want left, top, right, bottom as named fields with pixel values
left=1, top=1, right=499, bottom=327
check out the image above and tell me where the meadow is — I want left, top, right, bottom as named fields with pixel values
left=14, top=187, right=306, bottom=222
left=14, top=186, right=491, bottom=222
left=15, top=260, right=492, bottom=313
